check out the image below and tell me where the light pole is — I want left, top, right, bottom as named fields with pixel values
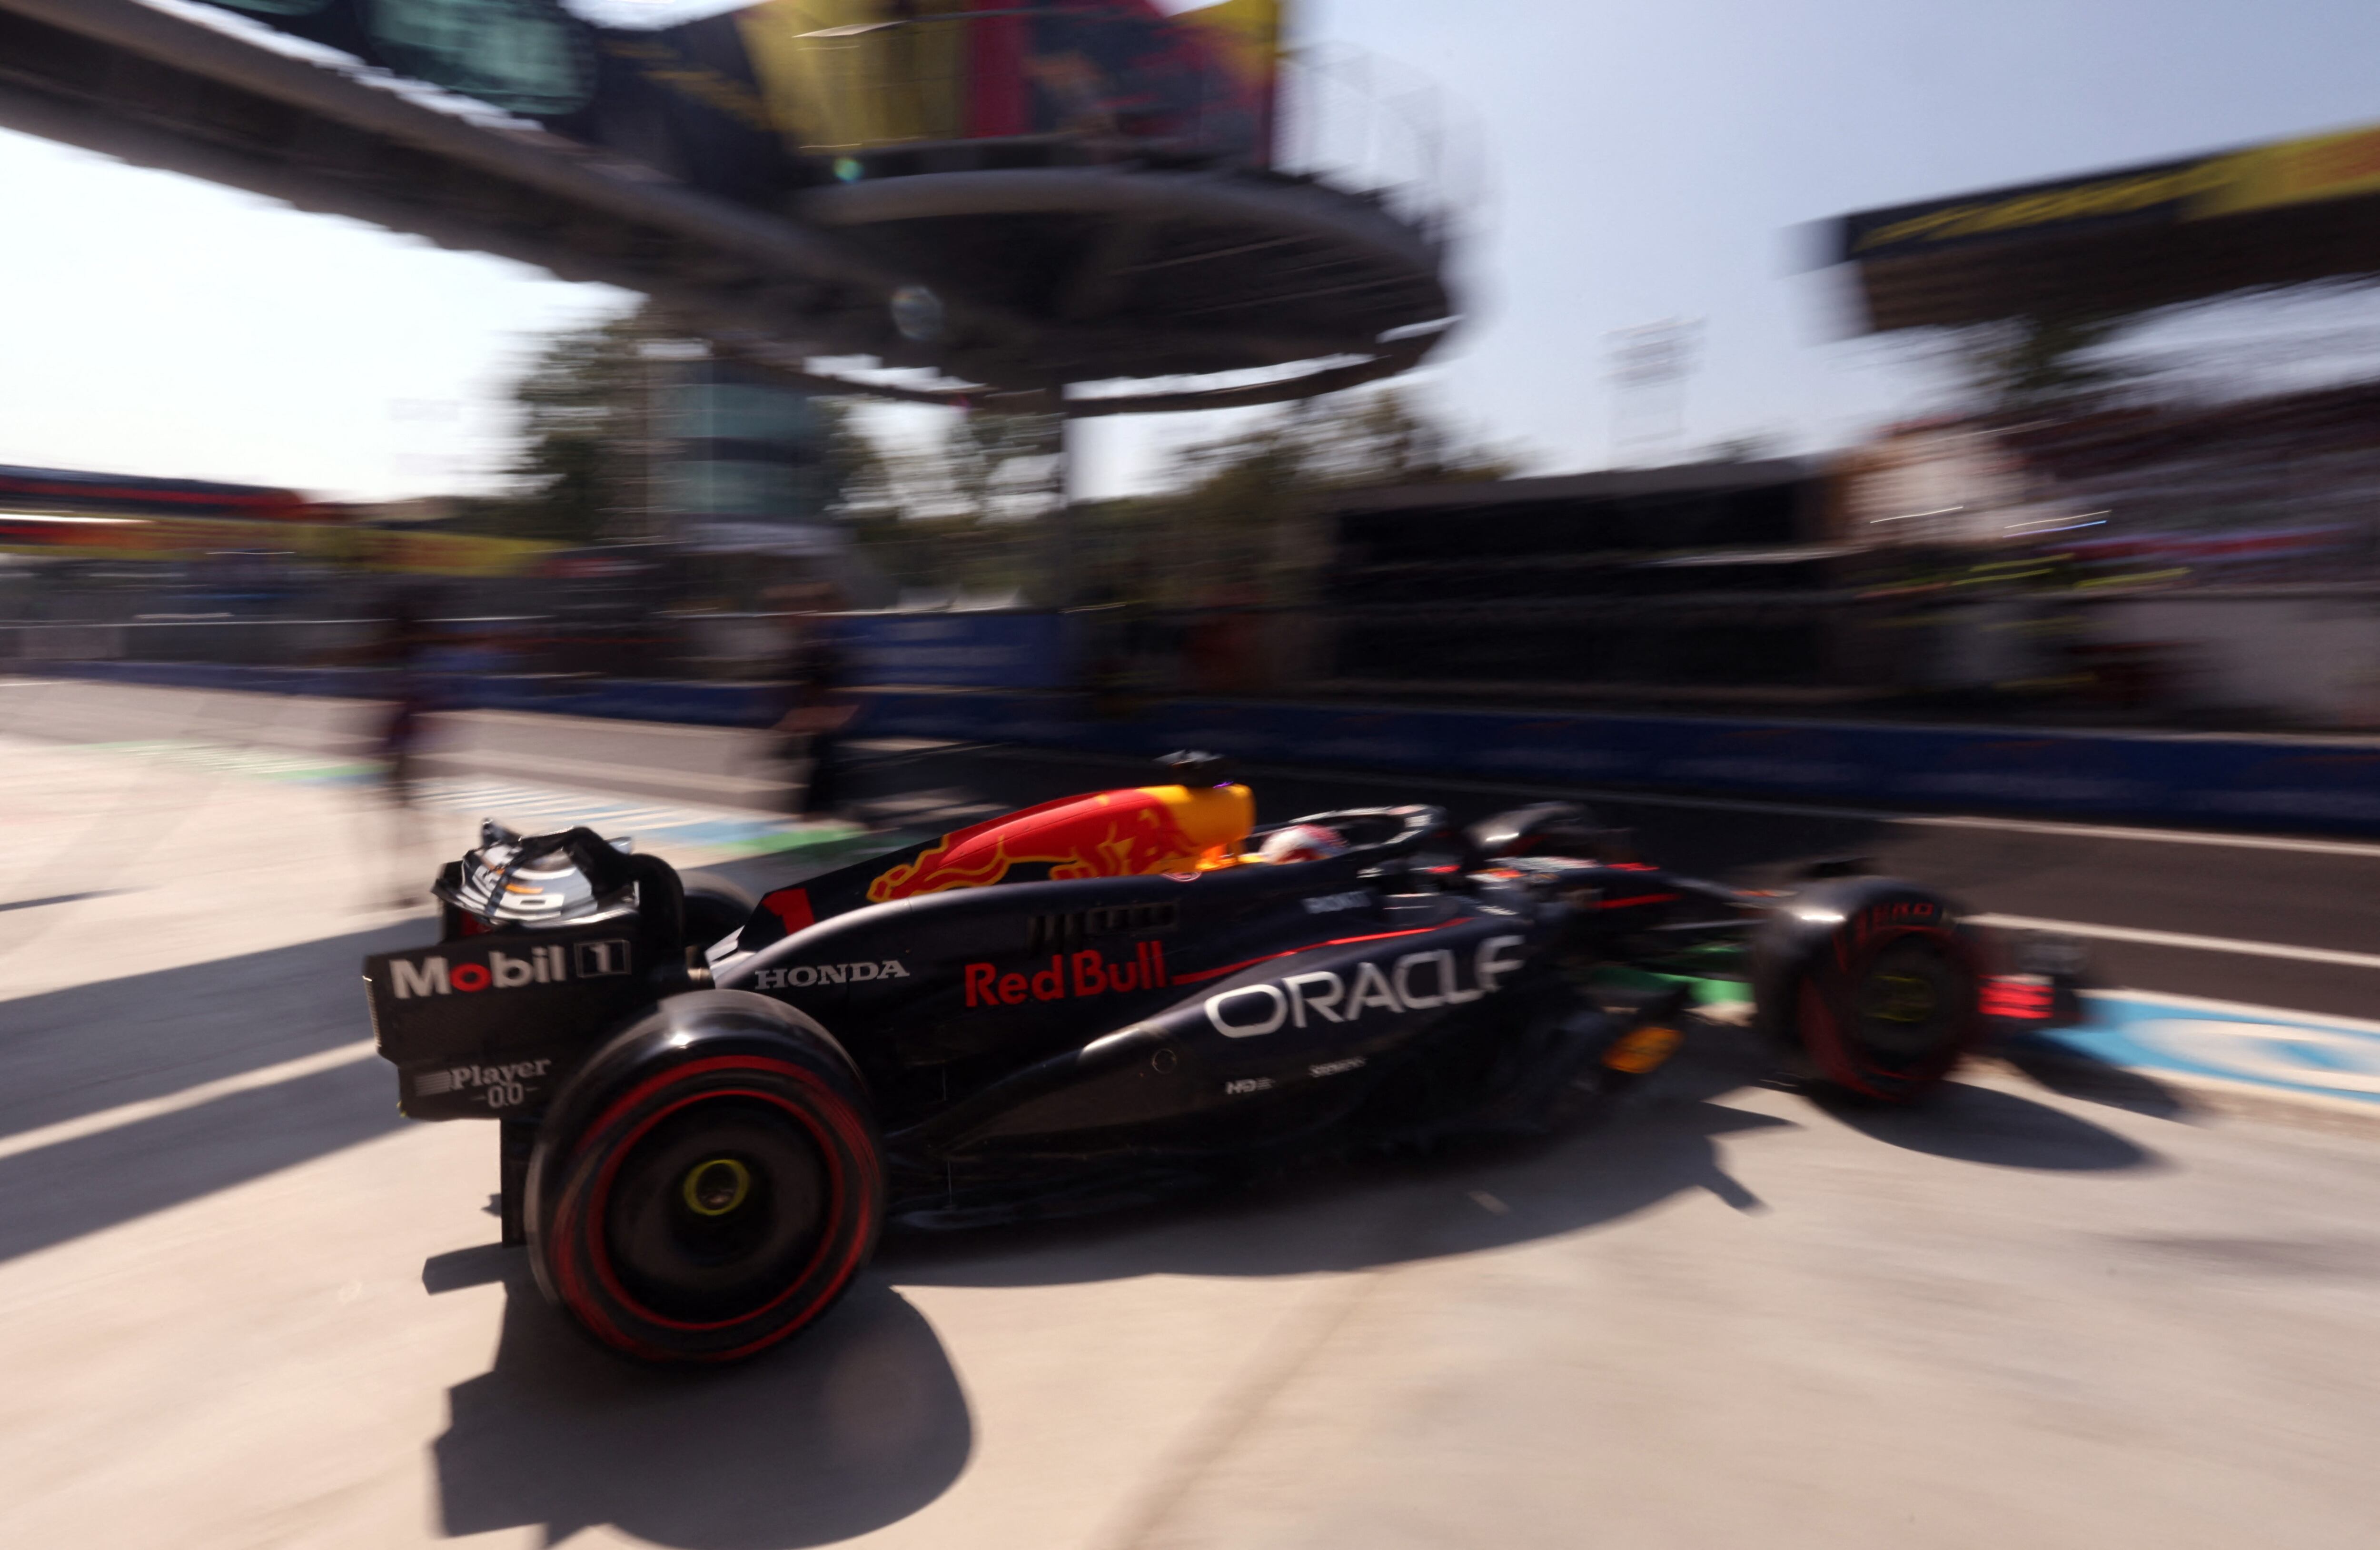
left=1606, top=318, right=1702, bottom=467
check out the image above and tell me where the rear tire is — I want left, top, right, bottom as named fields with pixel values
left=683, top=881, right=758, bottom=954
left=527, top=993, right=883, bottom=1362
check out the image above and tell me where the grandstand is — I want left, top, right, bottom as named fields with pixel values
left=1305, top=460, right=1871, bottom=702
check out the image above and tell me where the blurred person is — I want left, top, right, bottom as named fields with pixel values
left=360, top=590, right=440, bottom=906
left=773, top=585, right=858, bottom=822
left=368, top=592, right=437, bottom=799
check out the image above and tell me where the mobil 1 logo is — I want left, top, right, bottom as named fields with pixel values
left=363, top=920, right=651, bottom=1077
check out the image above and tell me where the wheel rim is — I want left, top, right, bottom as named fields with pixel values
left=602, top=1099, right=828, bottom=1323
left=1845, top=938, right=1969, bottom=1073
left=682, top=1157, right=753, bottom=1217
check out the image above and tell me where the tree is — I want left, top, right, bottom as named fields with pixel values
left=1943, top=313, right=2143, bottom=419
left=940, top=410, right=1065, bottom=524
left=833, top=407, right=1067, bottom=602
left=506, top=311, right=650, bottom=545
left=818, top=398, right=895, bottom=519
left=1088, top=387, right=1523, bottom=606
left=1705, top=433, right=1786, bottom=463
left=836, top=384, right=1525, bottom=607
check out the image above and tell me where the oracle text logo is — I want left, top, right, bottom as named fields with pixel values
left=1204, top=935, right=1527, bottom=1038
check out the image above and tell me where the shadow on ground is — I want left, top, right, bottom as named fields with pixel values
left=0, top=917, right=422, bottom=1141
left=0, top=919, right=435, bottom=1263
left=2000, top=1035, right=2198, bottom=1122
left=415, top=1031, right=2158, bottom=1546
left=880, top=1038, right=2161, bottom=1291
left=883, top=1093, right=1798, bottom=1292
left=0, top=834, right=892, bottom=1268
left=1808, top=1077, right=2159, bottom=1170
left=428, top=1249, right=970, bottom=1550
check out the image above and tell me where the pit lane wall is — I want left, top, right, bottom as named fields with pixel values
left=852, top=689, right=2380, bottom=835
left=20, top=660, right=2380, bottom=836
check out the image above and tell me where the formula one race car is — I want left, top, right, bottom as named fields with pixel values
left=366, top=754, right=2046, bottom=1363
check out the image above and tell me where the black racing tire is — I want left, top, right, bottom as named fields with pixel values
left=682, top=881, right=758, bottom=954
left=1754, top=879, right=1984, bottom=1105
left=526, top=991, right=883, bottom=1363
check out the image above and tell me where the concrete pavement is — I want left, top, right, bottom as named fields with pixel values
left=3, top=681, right=2380, bottom=1548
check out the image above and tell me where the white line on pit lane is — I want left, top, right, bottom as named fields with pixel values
left=419, top=747, right=779, bottom=795
left=0, top=1042, right=376, bottom=1164
left=1973, top=913, right=2380, bottom=972
left=1438, top=779, right=2380, bottom=859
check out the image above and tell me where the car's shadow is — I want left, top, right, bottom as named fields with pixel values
left=421, top=1032, right=2155, bottom=1547
left=1807, top=1077, right=2159, bottom=1170
left=879, top=1093, right=1800, bottom=1292
left=426, top=1249, right=971, bottom=1550
left=879, top=1032, right=2160, bottom=1291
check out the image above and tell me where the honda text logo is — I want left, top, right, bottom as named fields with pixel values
left=753, top=959, right=909, bottom=990
left=387, top=939, right=631, bottom=1000
left=1203, top=935, right=1527, bottom=1038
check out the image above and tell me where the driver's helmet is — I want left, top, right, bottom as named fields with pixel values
left=1258, top=823, right=1347, bottom=865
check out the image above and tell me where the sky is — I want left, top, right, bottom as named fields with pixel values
left=4, top=0, right=2380, bottom=501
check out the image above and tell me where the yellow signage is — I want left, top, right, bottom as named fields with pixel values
left=0, top=511, right=557, bottom=577
left=2200, top=124, right=2380, bottom=218
left=1850, top=116, right=2380, bottom=258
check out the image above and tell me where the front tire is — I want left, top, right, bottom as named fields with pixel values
left=527, top=992, right=883, bottom=1362
left=1754, top=879, right=1983, bottom=1104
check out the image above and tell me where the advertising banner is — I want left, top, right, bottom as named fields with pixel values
left=0, top=511, right=557, bottom=577
left=835, top=611, right=1073, bottom=689
left=1841, top=116, right=2380, bottom=263
left=199, top=1, right=1287, bottom=209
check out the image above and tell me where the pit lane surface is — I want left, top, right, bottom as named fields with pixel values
left=3, top=678, right=2380, bottom=1549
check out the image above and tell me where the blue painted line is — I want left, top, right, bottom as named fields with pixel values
left=2021, top=992, right=2380, bottom=1106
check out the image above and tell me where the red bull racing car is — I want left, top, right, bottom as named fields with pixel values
left=365, top=754, right=2056, bottom=1363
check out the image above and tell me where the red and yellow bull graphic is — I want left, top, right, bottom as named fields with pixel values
left=745, top=781, right=1254, bottom=951
left=863, top=783, right=1254, bottom=904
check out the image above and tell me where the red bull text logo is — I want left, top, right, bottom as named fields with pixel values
left=964, top=942, right=1171, bottom=1007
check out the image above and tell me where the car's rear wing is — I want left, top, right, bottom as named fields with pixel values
left=364, top=918, right=656, bottom=1120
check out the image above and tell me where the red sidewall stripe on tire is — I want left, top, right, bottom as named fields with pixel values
left=588, top=1086, right=846, bottom=1333
left=552, top=1055, right=879, bottom=1359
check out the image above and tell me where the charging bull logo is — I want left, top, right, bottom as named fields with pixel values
left=865, top=785, right=1252, bottom=904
